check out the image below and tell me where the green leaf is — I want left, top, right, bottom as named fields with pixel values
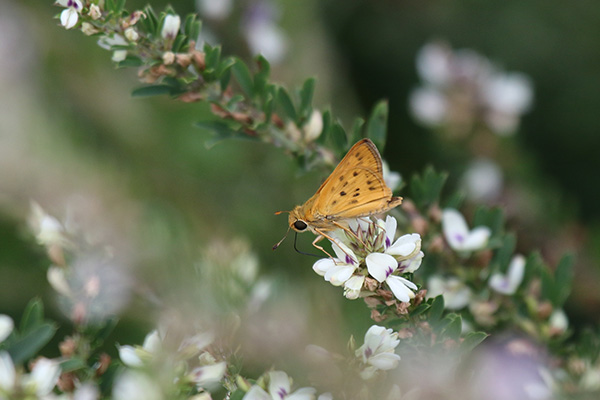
left=60, top=358, right=87, bottom=373
left=366, top=100, right=388, bottom=151
left=117, top=56, right=143, bottom=68
left=196, top=121, right=256, bottom=148
left=115, top=0, right=126, bottom=13
left=441, top=315, right=462, bottom=341
left=349, top=117, right=365, bottom=145
left=91, top=317, right=119, bottom=347
left=183, top=14, right=201, bottom=42
left=491, top=233, right=516, bottom=271
left=131, top=85, right=172, bottom=98
left=253, top=55, right=271, bottom=97
left=473, top=207, right=505, bottom=238
left=410, top=303, right=430, bottom=317
left=317, top=110, right=332, bottom=145
left=329, top=121, right=348, bottom=154
left=232, top=59, right=254, bottom=98
left=277, top=87, right=297, bottom=121
left=172, top=34, right=187, bottom=53
left=9, top=323, right=57, bottom=365
left=105, top=0, right=115, bottom=13
left=142, top=6, right=158, bottom=35
left=428, top=295, right=445, bottom=324
left=460, top=331, right=488, bottom=354
left=299, top=77, right=316, bottom=119
left=230, top=389, right=246, bottom=400
left=409, top=166, right=448, bottom=210
left=554, top=253, right=574, bottom=307
left=20, top=298, right=44, bottom=335
left=540, top=263, right=555, bottom=304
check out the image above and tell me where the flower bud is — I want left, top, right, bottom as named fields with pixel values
left=161, top=14, right=180, bottom=40
left=124, top=27, right=139, bottom=42
left=303, top=110, right=323, bottom=142
left=162, top=51, right=175, bottom=65
left=81, top=22, right=99, bottom=36
left=88, top=4, right=101, bottom=20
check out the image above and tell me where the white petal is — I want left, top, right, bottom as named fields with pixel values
left=318, top=393, right=333, bottom=400
left=489, top=274, right=511, bottom=294
left=325, top=264, right=355, bottom=286
left=113, top=370, right=162, bottom=400
left=303, top=110, right=323, bottom=142
left=73, top=383, right=100, bottom=400
left=268, top=371, right=291, bottom=399
left=409, top=87, right=447, bottom=126
left=442, top=209, right=470, bottom=250
left=384, top=216, right=397, bottom=248
left=416, top=42, right=452, bottom=85
left=178, top=331, right=214, bottom=355
left=366, top=253, right=397, bottom=282
left=386, top=276, right=416, bottom=303
left=331, top=241, right=358, bottom=266
left=343, top=275, right=365, bottom=300
left=462, top=227, right=491, bottom=251
left=118, top=345, right=143, bottom=367
left=112, top=50, right=127, bottom=62
left=386, top=234, right=421, bottom=258
left=142, top=330, right=161, bottom=353
left=550, top=309, right=568, bottom=332
left=55, top=0, right=70, bottom=6
left=60, top=8, right=79, bottom=29
left=507, top=254, right=526, bottom=288
left=400, top=251, right=424, bottom=274
left=287, top=387, right=317, bottom=400
left=0, top=351, right=15, bottom=392
left=28, top=358, right=61, bottom=395
left=0, top=315, right=13, bottom=343
left=313, top=258, right=336, bottom=277
left=190, top=361, right=226, bottom=386
left=359, top=365, right=377, bottom=380
left=243, top=386, right=271, bottom=400
left=161, top=15, right=181, bottom=39
left=368, top=352, right=401, bottom=371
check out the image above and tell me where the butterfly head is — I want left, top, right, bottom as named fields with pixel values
left=288, top=206, right=309, bottom=233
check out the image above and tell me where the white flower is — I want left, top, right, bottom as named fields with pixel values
left=22, top=358, right=61, bottom=396
left=124, top=27, right=139, bottom=42
left=356, top=325, right=401, bottom=379
left=57, top=0, right=83, bottom=30
left=442, top=208, right=491, bottom=253
left=118, top=345, right=144, bottom=367
left=161, top=14, right=181, bottom=40
left=489, top=254, right=526, bottom=295
left=188, top=361, right=227, bottom=388
left=118, top=330, right=162, bottom=367
left=313, top=241, right=358, bottom=286
left=113, top=370, right=163, bottom=400
left=303, top=110, right=323, bottom=142
left=461, top=159, right=503, bottom=202
left=81, top=22, right=99, bottom=36
left=178, top=332, right=214, bottom=358
left=382, top=161, right=402, bottom=192
left=73, top=383, right=100, bottom=400
left=0, top=315, right=13, bottom=343
left=549, top=309, right=568, bottom=333
left=112, top=50, right=127, bottom=62
left=427, top=275, right=472, bottom=310
left=244, top=21, right=288, bottom=64
left=243, top=370, right=316, bottom=400
left=0, top=352, right=15, bottom=393
left=409, top=86, right=447, bottom=126
left=386, top=233, right=421, bottom=259
left=343, top=275, right=365, bottom=300
left=366, top=253, right=418, bottom=303
left=88, top=4, right=101, bottom=20
left=416, top=42, right=452, bottom=86
left=483, top=73, right=533, bottom=118
left=197, top=0, right=233, bottom=20
left=317, top=394, right=333, bottom=400
left=29, top=202, right=67, bottom=247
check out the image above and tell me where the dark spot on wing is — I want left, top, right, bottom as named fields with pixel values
left=351, top=199, right=359, bottom=204
left=369, top=186, right=376, bottom=191
left=339, top=175, right=344, bottom=181
left=353, top=193, right=360, bottom=197
left=353, top=171, right=359, bottom=177
left=358, top=156, right=363, bottom=161
left=332, top=200, right=337, bottom=205
left=367, top=180, right=373, bottom=184
left=340, top=191, right=347, bottom=196
left=355, top=188, right=360, bottom=191
left=343, top=181, right=348, bottom=187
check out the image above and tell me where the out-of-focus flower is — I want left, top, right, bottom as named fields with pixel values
left=382, top=161, right=402, bottom=193
left=74, top=382, right=100, bottom=400
left=162, top=51, right=175, bottom=65
left=188, top=361, right=227, bottom=388
left=29, top=202, right=67, bottom=248
left=410, top=41, right=533, bottom=136
left=489, top=254, right=526, bottom=295
left=113, top=370, right=163, bottom=400
left=88, top=4, right=101, bottom=20
left=118, top=330, right=162, bottom=367
left=0, top=352, right=15, bottom=393
left=81, top=22, right=99, bottom=36
left=442, top=208, right=490, bottom=253
left=197, top=0, right=233, bottom=20
left=161, top=14, right=180, bottom=40
left=356, top=325, right=401, bottom=380
left=427, top=275, right=472, bottom=310
left=243, top=2, right=287, bottom=64
left=0, top=315, right=13, bottom=343
left=124, top=27, right=139, bottom=42
left=22, top=358, right=61, bottom=397
left=461, top=159, right=503, bottom=202
left=243, top=370, right=316, bottom=400
left=97, top=34, right=129, bottom=63
left=549, top=309, right=568, bottom=334
left=303, top=110, right=323, bottom=142
left=56, top=0, right=83, bottom=29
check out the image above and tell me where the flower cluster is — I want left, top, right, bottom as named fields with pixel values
left=410, top=41, right=533, bottom=136
left=116, top=329, right=227, bottom=399
left=313, top=216, right=423, bottom=303
left=355, top=325, right=401, bottom=380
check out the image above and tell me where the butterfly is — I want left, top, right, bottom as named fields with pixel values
left=274, top=138, right=402, bottom=257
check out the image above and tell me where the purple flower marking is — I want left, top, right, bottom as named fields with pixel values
left=385, top=266, right=394, bottom=278
left=385, top=237, right=391, bottom=248
left=67, top=0, right=80, bottom=9
left=345, top=255, right=355, bottom=265
left=277, top=387, right=288, bottom=399
left=397, top=261, right=405, bottom=273
left=364, top=346, right=373, bottom=359
left=454, top=233, right=465, bottom=243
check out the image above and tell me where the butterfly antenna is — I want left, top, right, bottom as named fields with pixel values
left=293, top=232, right=322, bottom=258
left=272, top=225, right=290, bottom=250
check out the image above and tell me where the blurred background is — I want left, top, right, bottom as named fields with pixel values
left=1, top=0, right=599, bottom=367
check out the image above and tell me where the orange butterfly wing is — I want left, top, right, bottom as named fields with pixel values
left=302, top=139, right=401, bottom=223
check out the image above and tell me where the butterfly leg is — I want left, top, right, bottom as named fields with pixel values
left=311, top=235, right=335, bottom=259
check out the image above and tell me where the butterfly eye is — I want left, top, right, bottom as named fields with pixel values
left=293, top=220, right=308, bottom=231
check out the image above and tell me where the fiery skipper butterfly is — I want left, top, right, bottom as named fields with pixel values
left=274, top=138, right=402, bottom=257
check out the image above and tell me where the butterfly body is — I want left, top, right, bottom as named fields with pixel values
left=276, top=138, right=402, bottom=256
